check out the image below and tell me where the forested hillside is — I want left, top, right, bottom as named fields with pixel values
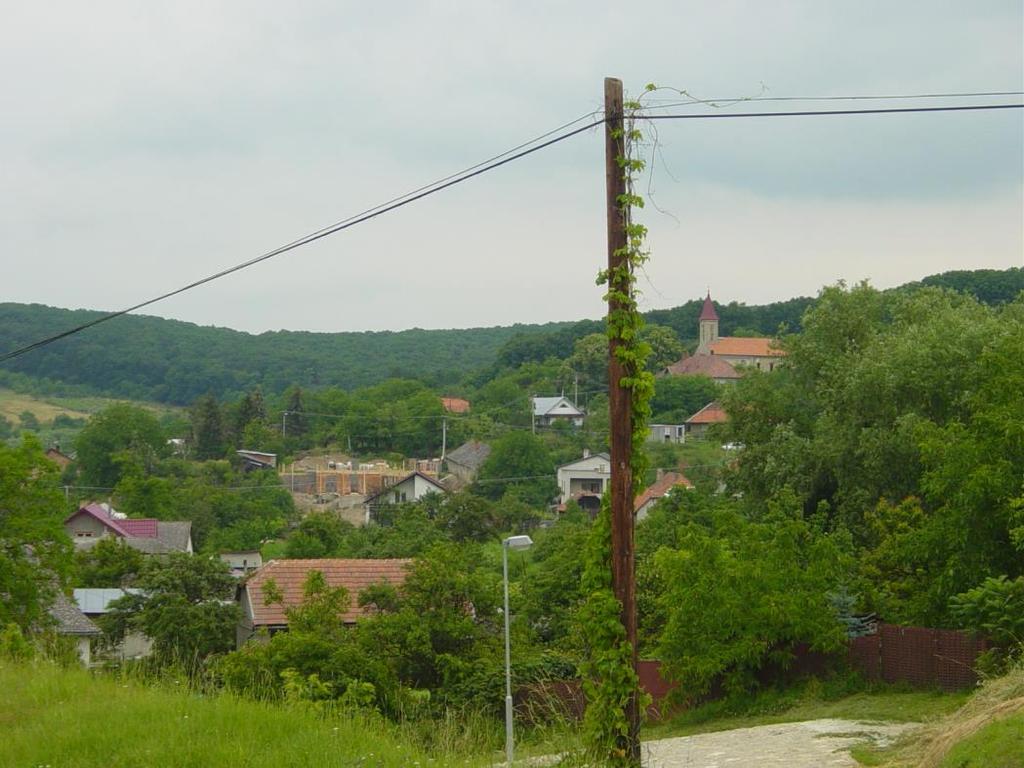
left=1, top=267, right=1019, bottom=404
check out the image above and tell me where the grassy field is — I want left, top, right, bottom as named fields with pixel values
left=0, top=388, right=94, bottom=423
left=939, top=712, right=1023, bottom=767
left=851, top=665, right=1024, bottom=767
left=0, top=661, right=498, bottom=768
left=0, top=388, right=182, bottom=453
left=0, top=387, right=178, bottom=423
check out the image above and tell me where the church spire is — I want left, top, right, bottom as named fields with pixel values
left=699, top=291, right=719, bottom=322
left=697, top=291, right=720, bottom=354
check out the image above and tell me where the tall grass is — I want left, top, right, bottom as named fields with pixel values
left=854, top=662, right=1024, bottom=767
left=0, top=661, right=501, bottom=767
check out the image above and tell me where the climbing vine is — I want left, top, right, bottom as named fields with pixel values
left=577, top=85, right=657, bottom=767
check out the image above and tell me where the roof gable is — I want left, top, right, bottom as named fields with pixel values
left=558, top=452, right=611, bottom=471
left=532, top=396, right=583, bottom=417
left=242, top=558, right=411, bottom=626
left=686, top=401, right=728, bottom=425
left=65, top=503, right=132, bottom=537
left=364, top=471, right=445, bottom=504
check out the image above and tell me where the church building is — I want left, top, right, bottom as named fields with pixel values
left=663, top=293, right=784, bottom=382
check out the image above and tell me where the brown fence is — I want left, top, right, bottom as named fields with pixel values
left=520, top=624, right=987, bottom=721
left=848, top=623, right=987, bottom=691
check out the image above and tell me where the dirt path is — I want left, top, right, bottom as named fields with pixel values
left=639, top=718, right=912, bottom=767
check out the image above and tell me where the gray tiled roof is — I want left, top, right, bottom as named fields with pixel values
left=446, top=441, right=491, bottom=470
left=156, top=521, right=192, bottom=552
left=48, top=592, right=101, bottom=636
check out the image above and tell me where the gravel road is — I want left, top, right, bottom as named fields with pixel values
left=638, top=718, right=912, bottom=767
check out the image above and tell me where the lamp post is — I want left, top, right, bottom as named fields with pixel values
left=503, top=534, right=533, bottom=766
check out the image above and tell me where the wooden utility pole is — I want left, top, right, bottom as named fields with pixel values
left=604, top=75, right=641, bottom=762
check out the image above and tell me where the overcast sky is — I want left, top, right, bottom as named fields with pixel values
left=2, top=1, right=1022, bottom=334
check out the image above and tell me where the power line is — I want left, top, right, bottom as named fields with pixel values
left=0, top=113, right=604, bottom=364
left=641, top=90, right=1024, bottom=109
left=639, top=103, right=1023, bottom=121
left=2, top=101, right=1019, bottom=364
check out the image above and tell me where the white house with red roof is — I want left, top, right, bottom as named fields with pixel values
left=64, top=502, right=193, bottom=554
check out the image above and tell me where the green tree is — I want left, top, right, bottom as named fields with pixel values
left=235, top=388, right=268, bottom=438
left=191, top=394, right=226, bottom=460
left=75, top=537, right=145, bottom=588
left=640, top=325, right=684, bottom=372
left=74, top=404, right=166, bottom=488
left=102, top=553, right=239, bottom=665
left=475, top=431, right=556, bottom=506
left=565, top=333, right=608, bottom=391
left=650, top=374, right=719, bottom=423
left=0, top=436, right=72, bottom=631
left=18, top=410, right=40, bottom=431
left=283, top=385, right=308, bottom=439
left=285, top=512, right=350, bottom=559
left=652, top=491, right=850, bottom=696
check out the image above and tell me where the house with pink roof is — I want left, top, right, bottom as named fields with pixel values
left=64, top=502, right=193, bottom=555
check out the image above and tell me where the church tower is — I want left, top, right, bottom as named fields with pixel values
left=697, top=292, right=719, bottom=354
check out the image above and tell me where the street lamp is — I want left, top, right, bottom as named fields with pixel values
left=503, top=534, right=533, bottom=766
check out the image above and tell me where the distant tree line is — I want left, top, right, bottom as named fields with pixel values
left=1, top=268, right=1016, bottom=405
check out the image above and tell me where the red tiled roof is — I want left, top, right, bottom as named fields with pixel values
left=243, top=559, right=411, bottom=626
left=699, top=293, right=719, bottom=322
left=441, top=397, right=471, bottom=414
left=664, top=354, right=740, bottom=379
left=634, top=471, right=693, bottom=512
left=708, top=337, right=784, bottom=358
left=686, top=401, right=728, bottom=425
left=119, top=519, right=158, bottom=537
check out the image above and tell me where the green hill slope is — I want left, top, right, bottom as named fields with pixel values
left=1, top=267, right=1019, bottom=404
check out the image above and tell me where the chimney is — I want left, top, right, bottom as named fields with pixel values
left=583, top=448, right=590, bottom=459
left=656, top=468, right=664, bottom=481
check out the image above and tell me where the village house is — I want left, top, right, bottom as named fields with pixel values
left=64, top=502, right=193, bottom=554
left=531, top=395, right=585, bottom=427
left=634, top=470, right=693, bottom=521
left=363, top=470, right=446, bottom=522
left=685, top=401, right=728, bottom=439
left=648, top=423, right=686, bottom=444
left=45, top=445, right=74, bottom=470
left=72, top=588, right=153, bottom=661
left=556, top=450, right=610, bottom=514
left=48, top=592, right=101, bottom=665
left=236, top=449, right=277, bottom=471
left=219, top=550, right=263, bottom=577
left=444, top=440, right=491, bottom=486
left=235, top=558, right=410, bottom=647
